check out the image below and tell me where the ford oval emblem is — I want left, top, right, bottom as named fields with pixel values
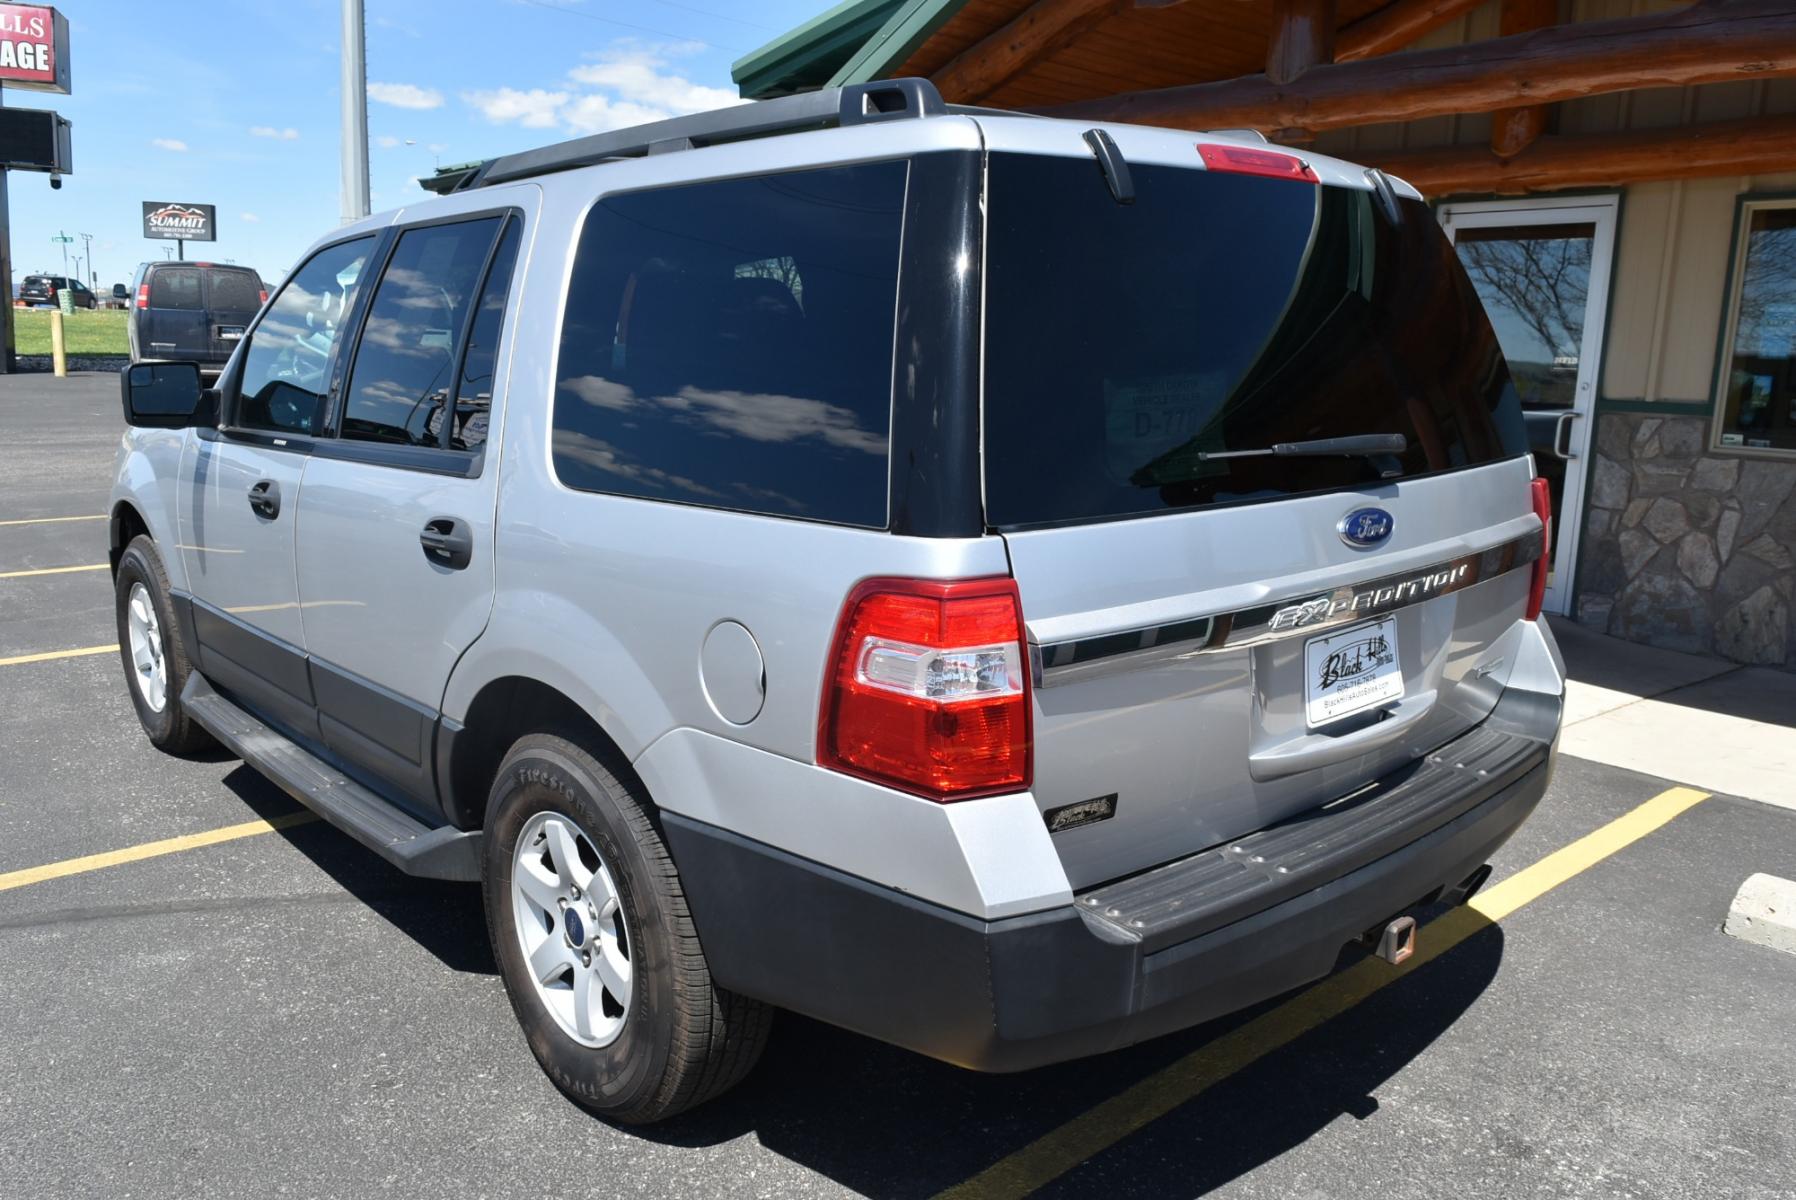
left=1339, top=507, right=1394, bottom=549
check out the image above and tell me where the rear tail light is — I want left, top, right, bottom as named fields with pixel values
left=1197, top=143, right=1318, bottom=182
left=818, top=577, right=1032, bottom=802
left=1526, top=477, right=1551, bottom=621
left=258, top=289, right=268, bottom=304
left=136, top=284, right=150, bottom=310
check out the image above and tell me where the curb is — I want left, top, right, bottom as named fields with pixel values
left=1725, top=873, right=1796, bottom=957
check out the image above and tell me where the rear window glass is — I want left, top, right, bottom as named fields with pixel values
left=149, top=268, right=204, bottom=311
left=551, top=161, right=906, bottom=528
left=207, top=269, right=263, bottom=313
left=981, top=155, right=1525, bottom=528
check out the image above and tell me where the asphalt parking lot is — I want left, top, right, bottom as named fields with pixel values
left=4, top=372, right=1796, bottom=1199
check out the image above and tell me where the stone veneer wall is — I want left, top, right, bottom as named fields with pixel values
left=1575, top=412, right=1796, bottom=668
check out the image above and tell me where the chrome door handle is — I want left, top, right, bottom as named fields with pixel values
left=247, top=479, right=281, bottom=519
left=1552, top=411, right=1582, bottom=461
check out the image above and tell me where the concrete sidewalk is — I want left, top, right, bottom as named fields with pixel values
left=1550, top=616, right=1796, bottom=810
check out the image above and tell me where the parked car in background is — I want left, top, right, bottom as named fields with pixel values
left=126, top=261, right=267, bottom=370
left=17, top=274, right=96, bottom=308
left=102, top=283, right=131, bottom=310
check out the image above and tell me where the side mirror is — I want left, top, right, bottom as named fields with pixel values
left=121, top=361, right=205, bottom=429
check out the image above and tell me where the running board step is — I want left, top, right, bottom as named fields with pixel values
left=181, top=674, right=481, bottom=881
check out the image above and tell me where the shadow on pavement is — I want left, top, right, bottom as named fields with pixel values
left=220, top=765, right=495, bottom=976
left=218, top=761, right=1502, bottom=1197
left=640, top=916, right=1505, bottom=1198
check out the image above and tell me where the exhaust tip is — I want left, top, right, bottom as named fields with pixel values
left=1443, top=863, right=1494, bottom=908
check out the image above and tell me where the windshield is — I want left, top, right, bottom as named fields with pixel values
left=981, top=154, right=1526, bottom=528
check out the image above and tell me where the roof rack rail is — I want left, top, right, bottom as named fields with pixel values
left=419, top=77, right=948, bottom=196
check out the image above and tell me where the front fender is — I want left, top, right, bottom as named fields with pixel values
left=111, top=426, right=191, bottom=591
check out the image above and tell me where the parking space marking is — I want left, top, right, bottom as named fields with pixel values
left=0, top=643, right=118, bottom=667
left=935, top=785, right=1711, bottom=1200
left=0, top=563, right=108, bottom=579
left=0, top=812, right=319, bottom=894
left=0, top=514, right=106, bottom=528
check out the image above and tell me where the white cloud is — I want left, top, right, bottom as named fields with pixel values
left=240, top=212, right=261, bottom=223
left=566, top=51, right=738, bottom=116
left=375, top=135, right=401, bottom=149
left=427, top=142, right=448, bottom=154
left=150, top=137, right=188, bottom=152
left=367, top=81, right=443, bottom=110
left=463, top=87, right=568, bottom=129
left=250, top=125, right=300, bottom=140
left=463, top=40, right=743, bottom=138
left=560, top=94, right=676, bottom=135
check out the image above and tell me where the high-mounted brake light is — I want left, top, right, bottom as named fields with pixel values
left=136, top=284, right=150, bottom=310
left=818, top=577, right=1032, bottom=802
left=1197, top=143, right=1318, bottom=183
left=1526, top=477, right=1552, bottom=621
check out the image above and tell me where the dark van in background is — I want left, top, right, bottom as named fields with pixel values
left=127, top=261, right=266, bottom=370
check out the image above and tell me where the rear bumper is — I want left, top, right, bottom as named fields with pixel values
left=666, top=689, right=1558, bottom=1073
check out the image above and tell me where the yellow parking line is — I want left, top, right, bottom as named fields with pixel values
left=935, top=785, right=1711, bottom=1200
left=0, top=812, right=320, bottom=893
left=0, top=514, right=106, bottom=527
left=0, top=643, right=118, bottom=667
left=0, top=563, right=108, bottom=579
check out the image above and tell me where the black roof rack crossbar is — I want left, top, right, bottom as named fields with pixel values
left=421, top=78, right=948, bottom=196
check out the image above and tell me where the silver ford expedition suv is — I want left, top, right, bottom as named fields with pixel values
left=109, top=80, right=1564, bottom=1124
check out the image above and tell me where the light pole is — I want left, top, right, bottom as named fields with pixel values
left=78, top=232, right=93, bottom=286
left=340, top=0, right=370, bottom=223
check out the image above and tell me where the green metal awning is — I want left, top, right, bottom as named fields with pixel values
left=732, top=0, right=969, bottom=99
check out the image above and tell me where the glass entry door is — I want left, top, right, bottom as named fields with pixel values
left=1440, top=196, right=1618, bottom=617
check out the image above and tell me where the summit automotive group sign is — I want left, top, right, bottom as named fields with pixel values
left=142, top=201, right=216, bottom=243
left=0, top=4, right=70, bottom=94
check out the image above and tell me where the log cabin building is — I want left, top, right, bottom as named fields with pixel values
left=737, top=0, right=1796, bottom=667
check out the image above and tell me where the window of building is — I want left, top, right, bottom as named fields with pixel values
left=551, top=162, right=906, bottom=528
left=1716, top=198, right=1796, bottom=454
left=340, top=216, right=502, bottom=448
left=235, top=236, right=375, bottom=434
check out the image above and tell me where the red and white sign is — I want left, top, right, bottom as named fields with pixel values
left=0, top=4, right=69, bottom=94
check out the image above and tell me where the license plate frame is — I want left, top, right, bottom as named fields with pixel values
left=1303, top=617, right=1403, bottom=728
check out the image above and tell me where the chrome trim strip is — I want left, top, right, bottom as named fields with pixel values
left=1035, top=528, right=1543, bottom=688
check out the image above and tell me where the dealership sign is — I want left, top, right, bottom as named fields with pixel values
left=142, top=201, right=217, bottom=243
left=0, top=5, right=70, bottom=94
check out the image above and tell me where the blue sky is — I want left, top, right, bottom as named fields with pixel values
left=8, top=0, right=828, bottom=288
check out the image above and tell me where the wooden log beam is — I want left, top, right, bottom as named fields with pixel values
left=1267, top=0, right=1337, bottom=85
left=1041, top=0, right=1796, bottom=135
left=1489, top=0, right=1559, bottom=157
left=931, top=0, right=1126, bottom=104
left=1336, top=0, right=1489, bottom=62
left=1371, top=112, right=1796, bottom=195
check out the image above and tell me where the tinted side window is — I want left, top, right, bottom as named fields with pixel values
left=207, top=269, right=263, bottom=314
left=340, top=217, right=500, bottom=447
left=236, top=237, right=375, bottom=434
left=552, top=162, right=905, bottom=527
left=150, top=268, right=203, bottom=310
left=451, top=220, right=522, bottom=452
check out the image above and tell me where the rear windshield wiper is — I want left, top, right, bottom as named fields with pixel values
left=1198, top=433, right=1409, bottom=476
